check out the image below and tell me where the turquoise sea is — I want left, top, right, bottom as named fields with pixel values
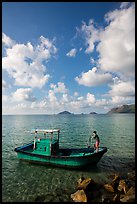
left=2, top=114, right=135, bottom=202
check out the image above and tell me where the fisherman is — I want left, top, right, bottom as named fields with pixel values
left=92, top=131, right=100, bottom=152
left=88, top=130, right=100, bottom=152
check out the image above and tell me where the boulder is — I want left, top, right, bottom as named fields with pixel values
left=108, top=173, right=119, bottom=181
left=120, top=194, right=135, bottom=202
left=117, top=179, right=127, bottom=194
left=119, top=186, right=135, bottom=202
left=77, top=178, right=95, bottom=191
left=77, top=176, right=85, bottom=186
left=112, top=194, right=118, bottom=202
left=71, top=190, right=87, bottom=202
left=126, top=186, right=135, bottom=196
left=104, top=183, right=115, bottom=193
left=112, top=174, right=119, bottom=182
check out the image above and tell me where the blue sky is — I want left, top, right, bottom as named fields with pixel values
left=2, top=2, right=135, bottom=114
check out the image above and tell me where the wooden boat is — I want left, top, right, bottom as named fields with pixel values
left=14, top=129, right=107, bottom=169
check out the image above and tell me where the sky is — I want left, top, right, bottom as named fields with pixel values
left=2, top=2, right=135, bottom=114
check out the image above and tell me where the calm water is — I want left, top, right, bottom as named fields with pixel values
left=2, top=114, right=135, bottom=202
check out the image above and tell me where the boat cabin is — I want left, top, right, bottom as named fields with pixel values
left=32, top=129, right=60, bottom=156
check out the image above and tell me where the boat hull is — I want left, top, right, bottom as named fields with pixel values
left=14, top=144, right=107, bottom=169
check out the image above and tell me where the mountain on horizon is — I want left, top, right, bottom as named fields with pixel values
left=58, top=111, right=73, bottom=115
left=107, top=104, right=135, bottom=114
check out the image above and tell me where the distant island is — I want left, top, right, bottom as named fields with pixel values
left=58, top=111, right=73, bottom=115
left=107, top=104, right=135, bottom=114
left=89, top=112, right=97, bottom=114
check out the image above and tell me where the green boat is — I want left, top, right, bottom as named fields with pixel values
left=14, top=129, right=107, bottom=169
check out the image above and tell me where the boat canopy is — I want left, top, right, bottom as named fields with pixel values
left=30, top=129, right=60, bottom=134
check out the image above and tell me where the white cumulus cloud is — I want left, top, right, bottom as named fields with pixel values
left=80, top=19, right=100, bottom=53
left=2, top=34, right=57, bottom=88
left=110, top=96, right=128, bottom=105
left=12, top=88, right=36, bottom=102
left=61, top=94, right=70, bottom=103
left=97, top=3, right=135, bottom=77
left=75, top=67, right=112, bottom=87
left=90, top=57, right=96, bottom=65
left=2, top=33, right=15, bottom=47
left=108, top=80, right=135, bottom=97
left=120, top=2, right=131, bottom=9
left=86, top=93, right=95, bottom=104
left=31, top=100, right=47, bottom=109
left=50, top=82, right=68, bottom=93
left=78, top=3, right=135, bottom=78
left=2, top=94, right=9, bottom=102
left=66, top=48, right=77, bottom=57
left=48, top=90, right=58, bottom=103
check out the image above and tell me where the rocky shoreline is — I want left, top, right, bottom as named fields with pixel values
left=32, top=159, right=135, bottom=202
left=33, top=169, right=135, bottom=202
left=70, top=170, right=135, bottom=202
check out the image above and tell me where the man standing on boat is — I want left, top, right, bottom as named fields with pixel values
left=92, top=131, right=100, bottom=152
left=88, top=131, right=100, bottom=152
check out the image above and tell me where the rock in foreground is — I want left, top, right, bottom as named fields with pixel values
left=70, top=171, right=135, bottom=202
left=71, top=190, right=87, bottom=202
